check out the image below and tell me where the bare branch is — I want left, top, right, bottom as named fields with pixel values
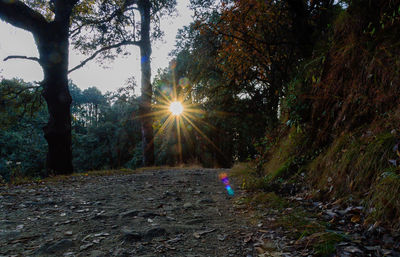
left=68, top=40, right=141, bottom=73
left=3, top=55, right=40, bottom=62
left=0, top=0, right=47, bottom=34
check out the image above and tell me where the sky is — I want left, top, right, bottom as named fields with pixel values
left=0, top=0, right=193, bottom=94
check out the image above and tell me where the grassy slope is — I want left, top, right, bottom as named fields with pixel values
left=233, top=1, right=400, bottom=230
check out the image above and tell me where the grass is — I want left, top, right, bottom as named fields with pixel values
left=272, top=206, right=346, bottom=256
left=308, top=131, right=396, bottom=195
left=369, top=168, right=400, bottom=229
left=311, top=231, right=346, bottom=256
left=234, top=187, right=345, bottom=256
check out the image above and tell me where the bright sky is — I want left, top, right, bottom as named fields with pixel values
left=0, top=0, right=193, bottom=94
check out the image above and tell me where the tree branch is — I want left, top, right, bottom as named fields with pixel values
left=3, top=55, right=40, bottom=62
left=0, top=0, right=47, bottom=34
left=68, top=40, right=141, bottom=73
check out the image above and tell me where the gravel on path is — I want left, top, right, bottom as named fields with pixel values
left=0, top=169, right=256, bottom=257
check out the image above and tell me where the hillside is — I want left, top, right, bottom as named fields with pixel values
left=235, top=0, right=400, bottom=232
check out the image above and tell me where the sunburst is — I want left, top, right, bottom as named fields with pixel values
left=144, top=76, right=225, bottom=164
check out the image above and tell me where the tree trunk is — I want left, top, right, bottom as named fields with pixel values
left=36, top=22, right=73, bottom=174
left=138, top=0, right=155, bottom=166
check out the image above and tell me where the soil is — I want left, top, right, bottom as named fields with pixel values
left=0, top=169, right=257, bottom=257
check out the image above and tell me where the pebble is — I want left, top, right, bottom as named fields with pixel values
left=196, top=198, right=216, bottom=205
left=90, top=249, right=106, bottom=257
left=0, top=230, right=21, bottom=239
left=183, top=202, right=193, bottom=209
left=119, top=210, right=140, bottom=218
left=121, top=228, right=142, bottom=241
left=37, top=239, right=74, bottom=254
left=144, top=227, right=167, bottom=240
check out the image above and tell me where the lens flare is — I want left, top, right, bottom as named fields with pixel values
left=219, top=173, right=234, bottom=196
left=170, top=101, right=183, bottom=116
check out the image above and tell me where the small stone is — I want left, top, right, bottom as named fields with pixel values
left=183, top=202, right=193, bottom=209
left=144, top=227, right=167, bottom=240
left=185, top=218, right=205, bottom=225
left=343, top=246, right=363, bottom=254
left=121, top=228, right=142, bottom=241
left=64, top=231, right=73, bottom=236
left=80, top=243, right=93, bottom=251
left=0, top=230, right=21, bottom=240
left=37, top=239, right=74, bottom=254
left=141, top=212, right=158, bottom=218
left=196, top=198, right=215, bottom=205
left=217, top=234, right=227, bottom=241
left=90, top=250, right=106, bottom=257
left=119, top=210, right=140, bottom=218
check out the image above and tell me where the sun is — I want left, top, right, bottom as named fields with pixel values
left=169, top=101, right=183, bottom=116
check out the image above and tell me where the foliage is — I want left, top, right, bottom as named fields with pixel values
left=0, top=79, right=143, bottom=181
left=0, top=79, right=47, bottom=181
left=69, top=81, right=142, bottom=171
left=244, top=0, right=400, bottom=229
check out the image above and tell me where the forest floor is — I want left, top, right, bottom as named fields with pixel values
left=1, top=168, right=399, bottom=257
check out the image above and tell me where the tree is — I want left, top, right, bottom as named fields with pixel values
left=1, top=0, right=176, bottom=173
left=0, top=0, right=79, bottom=174
left=72, top=0, right=176, bottom=166
left=192, top=0, right=337, bottom=127
left=137, top=0, right=155, bottom=166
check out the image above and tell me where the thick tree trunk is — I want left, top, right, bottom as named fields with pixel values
left=36, top=22, right=73, bottom=174
left=138, top=0, right=155, bottom=166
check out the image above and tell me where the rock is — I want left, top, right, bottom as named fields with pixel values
left=343, top=245, right=363, bottom=254
left=325, top=210, right=337, bottom=218
left=217, top=234, right=227, bottom=241
left=119, top=210, right=140, bottom=218
left=193, top=229, right=216, bottom=239
left=0, top=230, right=21, bottom=239
left=37, top=239, right=75, bottom=254
left=183, top=202, right=193, bottom=209
left=121, top=228, right=142, bottom=241
left=185, top=218, right=205, bottom=225
left=80, top=243, right=93, bottom=251
left=140, top=212, right=158, bottom=218
left=196, top=198, right=215, bottom=205
left=144, top=227, right=167, bottom=240
left=90, top=250, right=106, bottom=257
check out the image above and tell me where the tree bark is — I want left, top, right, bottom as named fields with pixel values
left=138, top=0, right=155, bottom=166
left=37, top=22, right=73, bottom=174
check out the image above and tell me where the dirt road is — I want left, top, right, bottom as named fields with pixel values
left=0, top=169, right=256, bottom=256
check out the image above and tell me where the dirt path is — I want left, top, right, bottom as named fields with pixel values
left=0, top=169, right=256, bottom=256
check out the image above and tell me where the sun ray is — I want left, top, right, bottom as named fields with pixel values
left=183, top=111, right=218, bottom=131
left=135, top=109, right=169, bottom=119
left=178, top=115, right=193, bottom=148
left=176, top=116, right=183, bottom=163
left=155, top=114, right=175, bottom=137
left=181, top=113, right=224, bottom=156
